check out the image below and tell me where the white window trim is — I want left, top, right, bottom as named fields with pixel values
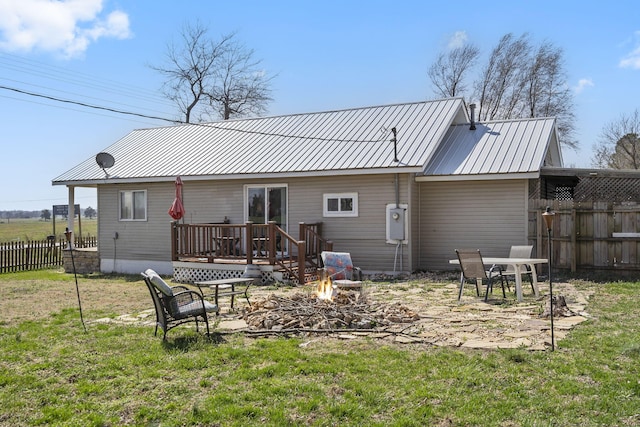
left=119, top=189, right=147, bottom=221
left=323, top=192, right=358, bottom=217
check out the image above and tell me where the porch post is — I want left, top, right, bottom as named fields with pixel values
left=67, top=186, right=75, bottom=248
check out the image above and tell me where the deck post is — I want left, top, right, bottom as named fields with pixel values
left=245, top=221, right=254, bottom=264
left=171, top=222, right=178, bottom=261
left=268, top=221, right=277, bottom=264
left=297, top=240, right=306, bottom=285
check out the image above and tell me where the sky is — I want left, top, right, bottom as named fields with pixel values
left=0, top=0, right=639, bottom=212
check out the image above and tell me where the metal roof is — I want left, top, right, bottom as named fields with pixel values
left=52, top=99, right=559, bottom=186
left=422, top=117, right=558, bottom=177
left=52, top=99, right=467, bottom=185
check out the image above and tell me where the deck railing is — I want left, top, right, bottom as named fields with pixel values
left=171, top=221, right=332, bottom=284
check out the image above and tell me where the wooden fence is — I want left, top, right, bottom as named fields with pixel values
left=530, top=199, right=640, bottom=272
left=0, top=236, right=97, bottom=273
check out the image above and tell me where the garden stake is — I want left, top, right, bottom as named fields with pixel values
left=542, top=207, right=555, bottom=351
left=65, top=228, right=86, bottom=332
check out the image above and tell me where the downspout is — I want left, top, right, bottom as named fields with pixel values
left=392, top=127, right=402, bottom=271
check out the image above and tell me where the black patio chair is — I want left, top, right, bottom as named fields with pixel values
left=141, top=269, right=218, bottom=339
left=455, top=249, right=507, bottom=301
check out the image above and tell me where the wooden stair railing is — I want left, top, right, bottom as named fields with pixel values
left=300, top=222, right=333, bottom=271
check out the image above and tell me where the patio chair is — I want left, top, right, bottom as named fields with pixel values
left=502, top=245, right=535, bottom=293
left=320, top=251, right=363, bottom=289
left=455, top=249, right=507, bottom=301
left=141, top=269, right=218, bottom=339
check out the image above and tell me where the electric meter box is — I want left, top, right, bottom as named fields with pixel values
left=388, top=207, right=406, bottom=241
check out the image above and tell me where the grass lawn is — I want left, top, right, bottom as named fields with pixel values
left=1, top=269, right=639, bottom=426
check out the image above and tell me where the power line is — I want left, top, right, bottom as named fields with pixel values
left=0, top=84, right=390, bottom=143
left=0, top=84, right=176, bottom=123
left=0, top=93, right=166, bottom=128
left=1, top=76, right=172, bottom=117
left=0, top=52, right=171, bottom=107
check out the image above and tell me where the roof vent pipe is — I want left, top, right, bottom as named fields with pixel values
left=469, top=104, right=476, bottom=130
left=391, top=127, right=398, bottom=162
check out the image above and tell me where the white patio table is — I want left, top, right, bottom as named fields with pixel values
left=449, top=257, right=547, bottom=301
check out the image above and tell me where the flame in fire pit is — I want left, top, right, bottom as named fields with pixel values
left=315, top=272, right=336, bottom=301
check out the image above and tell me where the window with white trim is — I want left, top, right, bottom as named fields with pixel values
left=323, top=193, right=358, bottom=217
left=119, top=190, right=147, bottom=221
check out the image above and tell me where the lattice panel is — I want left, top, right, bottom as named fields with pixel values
left=530, top=176, right=640, bottom=202
left=173, top=265, right=270, bottom=285
left=573, top=177, right=640, bottom=202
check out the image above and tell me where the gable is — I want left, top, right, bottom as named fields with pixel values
left=420, top=117, right=560, bottom=179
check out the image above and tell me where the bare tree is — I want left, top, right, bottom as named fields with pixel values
left=208, top=38, right=274, bottom=120
left=593, top=110, right=640, bottom=169
left=151, top=22, right=273, bottom=123
left=428, top=33, right=577, bottom=149
left=524, top=42, right=576, bottom=148
left=474, top=33, right=531, bottom=121
left=427, top=43, right=479, bottom=98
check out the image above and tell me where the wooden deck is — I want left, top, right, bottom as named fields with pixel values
left=171, top=221, right=332, bottom=285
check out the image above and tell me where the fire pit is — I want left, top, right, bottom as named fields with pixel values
left=243, top=277, right=419, bottom=332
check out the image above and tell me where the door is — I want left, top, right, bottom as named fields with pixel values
left=246, top=185, right=287, bottom=231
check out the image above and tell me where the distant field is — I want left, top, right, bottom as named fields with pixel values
left=0, top=218, right=97, bottom=242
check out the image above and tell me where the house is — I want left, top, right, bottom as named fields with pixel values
left=52, top=98, right=563, bottom=281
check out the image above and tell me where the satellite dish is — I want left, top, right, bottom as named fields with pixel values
left=95, top=152, right=115, bottom=178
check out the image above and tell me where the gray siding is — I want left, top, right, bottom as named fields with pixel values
left=98, top=182, right=177, bottom=265
left=97, top=173, right=415, bottom=273
left=287, top=174, right=411, bottom=272
left=418, top=180, right=528, bottom=270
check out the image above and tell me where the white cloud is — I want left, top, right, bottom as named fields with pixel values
left=447, top=31, right=468, bottom=50
left=574, top=78, right=594, bottom=94
left=0, top=0, right=131, bottom=58
left=619, top=30, right=640, bottom=69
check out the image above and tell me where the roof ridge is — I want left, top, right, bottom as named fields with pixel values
left=132, top=98, right=466, bottom=132
left=450, top=116, right=556, bottom=127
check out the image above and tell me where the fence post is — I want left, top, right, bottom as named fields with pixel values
left=571, top=207, right=577, bottom=272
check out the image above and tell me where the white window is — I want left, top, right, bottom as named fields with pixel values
left=119, top=190, right=147, bottom=221
left=323, top=193, right=358, bottom=217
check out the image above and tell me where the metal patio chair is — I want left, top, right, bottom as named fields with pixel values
left=455, top=249, right=507, bottom=301
left=502, top=245, right=535, bottom=293
left=141, top=269, right=218, bottom=339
